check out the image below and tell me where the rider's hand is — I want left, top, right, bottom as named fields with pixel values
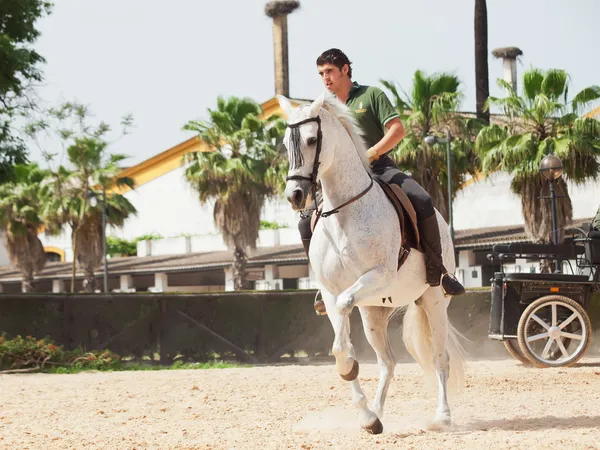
left=366, top=147, right=379, bottom=162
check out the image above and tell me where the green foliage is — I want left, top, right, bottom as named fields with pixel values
left=182, top=96, right=287, bottom=289
left=260, top=220, right=287, bottom=230
left=26, top=101, right=137, bottom=291
left=0, top=163, right=50, bottom=290
left=475, top=67, right=600, bottom=244
left=0, top=334, right=120, bottom=372
left=135, top=233, right=163, bottom=241
left=0, top=0, right=53, bottom=179
left=381, top=71, right=483, bottom=221
left=106, top=234, right=164, bottom=257
left=106, top=236, right=137, bottom=257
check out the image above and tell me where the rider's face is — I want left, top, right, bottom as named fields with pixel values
left=317, top=63, right=348, bottom=93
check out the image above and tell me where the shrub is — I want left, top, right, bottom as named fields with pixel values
left=0, top=334, right=120, bottom=372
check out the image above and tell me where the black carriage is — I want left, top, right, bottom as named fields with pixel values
left=487, top=229, right=600, bottom=367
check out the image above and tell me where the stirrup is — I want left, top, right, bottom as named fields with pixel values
left=313, top=290, right=327, bottom=316
left=441, top=272, right=465, bottom=296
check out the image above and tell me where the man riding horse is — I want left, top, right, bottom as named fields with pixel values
left=298, top=48, right=465, bottom=315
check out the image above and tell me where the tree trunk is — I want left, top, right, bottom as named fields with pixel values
left=474, top=0, right=490, bottom=123
left=232, top=245, right=248, bottom=290
left=83, top=265, right=97, bottom=293
left=70, top=230, right=78, bottom=292
left=21, top=273, right=35, bottom=293
left=521, top=177, right=572, bottom=245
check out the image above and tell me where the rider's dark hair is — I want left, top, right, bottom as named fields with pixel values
left=316, top=48, right=352, bottom=78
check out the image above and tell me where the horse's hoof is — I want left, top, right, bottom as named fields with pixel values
left=364, top=418, right=383, bottom=435
left=427, top=417, right=451, bottom=431
left=340, top=360, right=359, bottom=381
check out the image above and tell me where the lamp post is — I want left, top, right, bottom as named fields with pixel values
left=89, top=186, right=108, bottom=293
left=424, top=129, right=454, bottom=243
left=539, top=154, right=564, bottom=246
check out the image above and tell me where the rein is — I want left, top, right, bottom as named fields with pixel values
left=286, top=114, right=374, bottom=219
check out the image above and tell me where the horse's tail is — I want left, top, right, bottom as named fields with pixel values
left=401, top=300, right=466, bottom=395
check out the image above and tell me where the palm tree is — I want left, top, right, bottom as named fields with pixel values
left=183, top=96, right=287, bottom=290
left=475, top=68, right=600, bottom=248
left=0, top=164, right=49, bottom=292
left=474, top=0, right=490, bottom=123
left=381, top=71, right=482, bottom=222
left=27, top=101, right=136, bottom=292
left=43, top=138, right=136, bottom=292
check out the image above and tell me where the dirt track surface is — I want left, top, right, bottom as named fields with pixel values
left=1, top=358, right=600, bottom=449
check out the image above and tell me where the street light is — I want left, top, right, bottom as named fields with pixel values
left=539, top=154, right=563, bottom=246
left=424, top=129, right=454, bottom=243
left=88, top=185, right=108, bottom=293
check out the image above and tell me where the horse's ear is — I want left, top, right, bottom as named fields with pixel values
left=308, top=92, right=325, bottom=118
left=277, top=95, right=294, bottom=119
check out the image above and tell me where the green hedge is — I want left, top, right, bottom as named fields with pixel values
left=0, top=290, right=598, bottom=363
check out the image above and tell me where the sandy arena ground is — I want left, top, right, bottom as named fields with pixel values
left=1, top=358, right=600, bottom=449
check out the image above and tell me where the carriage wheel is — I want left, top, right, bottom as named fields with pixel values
left=503, top=338, right=531, bottom=365
left=517, top=295, right=591, bottom=368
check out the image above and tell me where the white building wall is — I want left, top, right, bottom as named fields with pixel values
left=37, top=165, right=303, bottom=260
left=454, top=172, right=600, bottom=230
left=0, top=233, right=9, bottom=267
left=35, top=160, right=600, bottom=261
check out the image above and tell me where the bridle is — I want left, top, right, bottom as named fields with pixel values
left=285, top=114, right=373, bottom=219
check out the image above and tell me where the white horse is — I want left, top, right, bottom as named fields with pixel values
left=277, top=92, right=466, bottom=434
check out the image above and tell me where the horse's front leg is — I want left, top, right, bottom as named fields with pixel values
left=322, top=289, right=382, bottom=434
left=336, top=266, right=394, bottom=316
left=321, top=288, right=357, bottom=379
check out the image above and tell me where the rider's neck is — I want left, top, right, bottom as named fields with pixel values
left=333, top=78, right=354, bottom=104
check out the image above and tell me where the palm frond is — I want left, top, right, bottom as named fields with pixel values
left=541, top=69, right=568, bottom=101
left=571, top=86, right=600, bottom=114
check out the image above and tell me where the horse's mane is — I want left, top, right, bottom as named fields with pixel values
left=321, top=95, right=371, bottom=173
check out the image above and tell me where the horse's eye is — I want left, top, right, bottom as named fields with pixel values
left=307, top=137, right=317, bottom=146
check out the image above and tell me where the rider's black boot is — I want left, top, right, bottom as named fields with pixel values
left=420, top=214, right=465, bottom=296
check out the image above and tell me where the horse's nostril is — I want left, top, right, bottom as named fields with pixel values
left=292, top=189, right=304, bottom=205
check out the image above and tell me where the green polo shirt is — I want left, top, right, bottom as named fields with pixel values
left=345, top=82, right=400, bottom=150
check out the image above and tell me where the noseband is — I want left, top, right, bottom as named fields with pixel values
left=285, top=114, right=373, bottom=219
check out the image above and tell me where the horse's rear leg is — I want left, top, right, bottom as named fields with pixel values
left=359, top=306, right=397, bottom=420
left=420, top=288, right=453, bottom=426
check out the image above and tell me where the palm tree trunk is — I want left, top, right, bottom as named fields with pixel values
left=21, top=272, right=35, bottom=293
left=474, top=0, right=490, bottom=123
left=70, top=230, right=78, bottom=292
left=520, top=177, right=572, bottom=273
left=232, top=245, right=249, bottom=290
left=83, top=265, right=96, bottom=293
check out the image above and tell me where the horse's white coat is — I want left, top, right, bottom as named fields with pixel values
left=278, top=93, right=466, bottom=433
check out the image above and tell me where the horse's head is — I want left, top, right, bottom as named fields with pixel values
left=277, top=93, right=335, bottom=210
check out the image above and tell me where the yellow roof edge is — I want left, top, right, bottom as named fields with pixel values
left=112, top=97, right=304, bottom=193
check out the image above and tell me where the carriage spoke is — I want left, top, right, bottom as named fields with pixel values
left=559, top=313, right=578, bottom=330
left=551, top=303, right=557, bottom=327
left=541, top=338, right=555, bottom=359
left=557, top=338, right=570, bottom=359
left=560, top=331, right=583, bottom=341
left=527, top=332, right=549, bottom=342
left=531, top=314, right=550, bottom=330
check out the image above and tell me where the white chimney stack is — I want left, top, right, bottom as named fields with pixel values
left=265, top=1, right=300, bottom=98
left=492, top=47, right=523, bottom=93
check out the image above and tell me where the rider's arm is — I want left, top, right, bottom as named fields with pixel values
left=365, top=91, right=406, bottom=161
left=366, top=118, right=405, bottom=161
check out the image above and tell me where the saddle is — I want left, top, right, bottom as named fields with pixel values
left=309, top=178, right=422, bottom=269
